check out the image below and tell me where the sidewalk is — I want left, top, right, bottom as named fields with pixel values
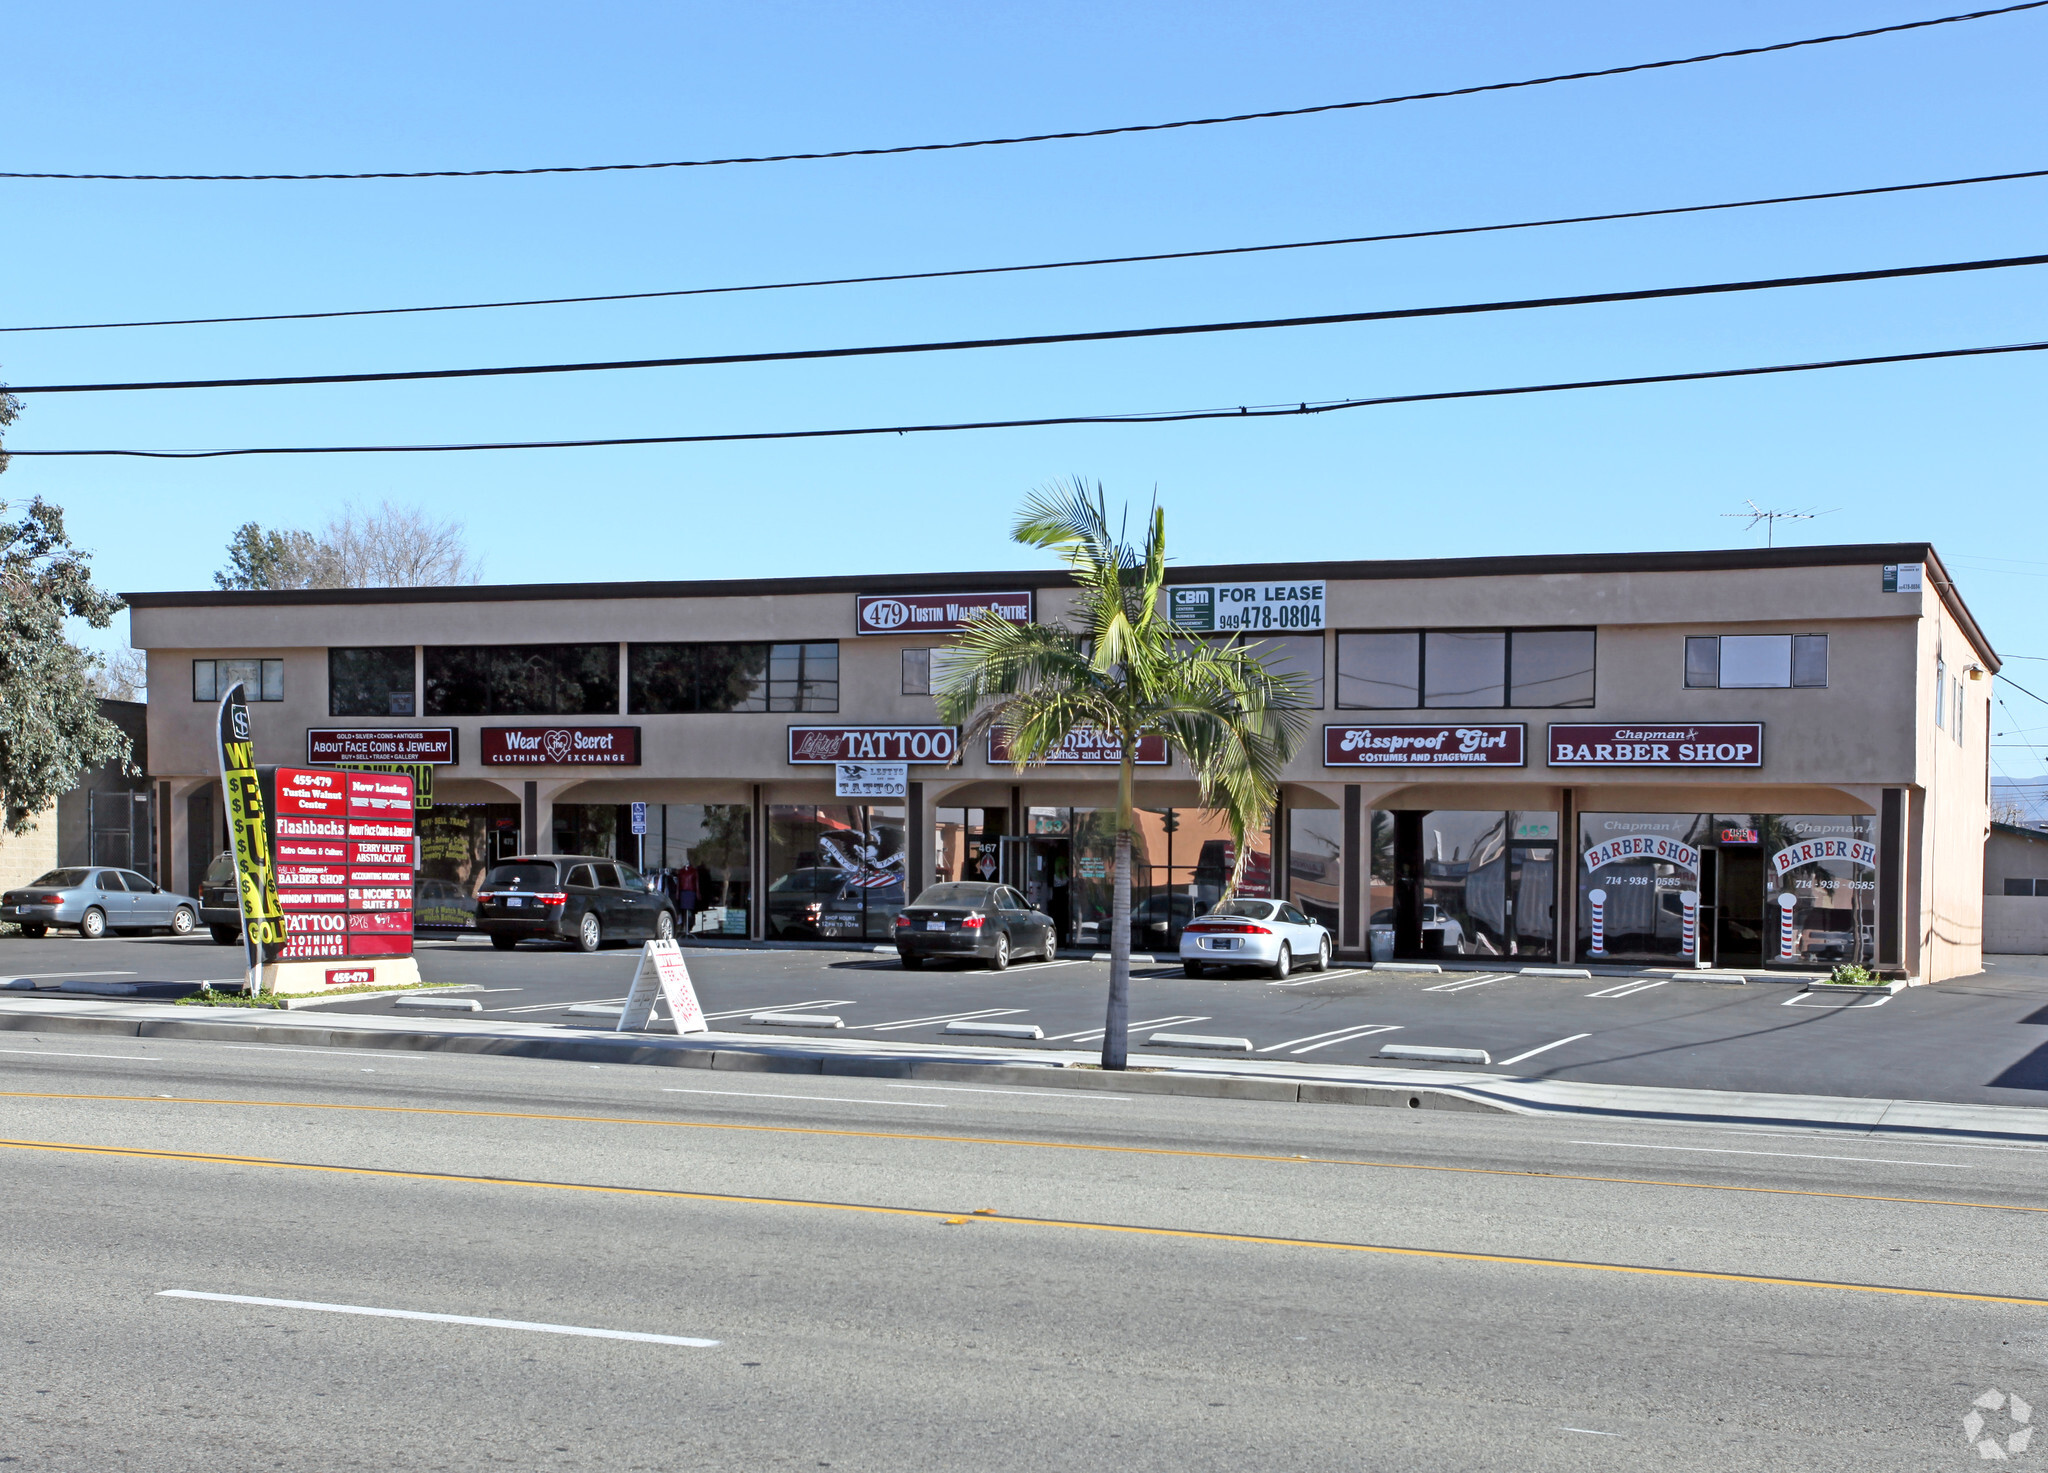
left=3, top=993, right=2041, bottom=1143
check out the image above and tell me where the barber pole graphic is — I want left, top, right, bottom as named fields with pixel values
left=1776, top=892, right=1799, bottom=958
left=1680, top=890, right=1700, bottom=964
left=1588, top=888, right=1608, bottom=955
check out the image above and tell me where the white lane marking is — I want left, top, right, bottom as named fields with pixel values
left=1045, top=1014, right=1209, bottom=1043
left=216, top=1045, right=425, bottom=1060
left=1569, top=1140, right=1971, bottom=1168
left=1256, top=1023, right=1401, bottom=1054
left=1559, top=1427, right=1621, bottom=1437
left=0, top=971, right=138, bottom=979
left=885, top=1083, right=1132, bottom=1100
left=1422, top=973, right=1508, bottom=993
left=1585, top=979, right=1668, bottom=998
left=0, top=1048, right=157, bottom=1060
left=702, top=998, right=857, bottom=1021
left=1289, top=1024, right=1404, bottom=1056
left=1269, top=967, right=1368, bottom=987
left=156, top=1291, right=718, bottom=1346
left=661, top=1087, right=946, bottom=1107
left=853, top=1008, right=1028, bottom=1032
left=1491, top=1033, right=1593, bottom=1067
left=1783, top=992, right=1893, bottom=1008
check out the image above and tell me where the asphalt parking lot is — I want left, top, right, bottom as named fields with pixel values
left=7, top=929, right=2048, bottom=1107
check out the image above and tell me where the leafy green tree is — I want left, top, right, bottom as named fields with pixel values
left=214, top=522, right=321, bottom=590
left=0, top=386, right=133, bottom=834
left=935, top=480, right=1308, bottom=1068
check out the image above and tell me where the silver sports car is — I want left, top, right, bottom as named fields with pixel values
left=1, top=867, right=202, bottom=939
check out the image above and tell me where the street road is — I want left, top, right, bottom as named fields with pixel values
left=3, top=1040, right=2045, bottom=1470
left=7, top=932, right=2048, bottom=1106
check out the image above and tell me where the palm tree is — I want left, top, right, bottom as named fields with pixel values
left=935, top=480, right=1310, bottom=1069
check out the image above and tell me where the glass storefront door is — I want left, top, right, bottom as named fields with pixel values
left=1506, top=844, right=1557, bottom=960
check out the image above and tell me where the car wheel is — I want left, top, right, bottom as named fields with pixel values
left=654, top=909, right=676, bottom=943
left=1269, top=942, right=1291, bottom=981
left=901, top=954, right=924, bottom=971
left=988, top=935, right=1009, bottom=972
left=19, top=924, right=46, bottom=939
left=208, top=924, right=240, bottom=945
left=170, top=905, right=197, bottom=937
left=490, top=934, right=520, bottom=951
left=576, top=912, right=603, bottom=953
left=1183, top=961, right=1204, bottom=978
left=1315, top=936, right=1332, bottom=971
left=79, top=907, right=107, bottom=940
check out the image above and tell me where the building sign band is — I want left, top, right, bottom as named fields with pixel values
left=987, top=730, right=1171, bottom=765
left=1322, top=724, right=1525, bottom=767
left=481, top=726, right=642, bottom=766
left=788, top=726, right=959, bottom=763
left=854, top=591, right=1033, bottom=636
left=307, top=728, right=458, bottom=765
left=1167, top=582, right=1325, bottom=632
left=1548, top=723, right=1763, bottom=767
left=271, top=768, right=419, bottom=961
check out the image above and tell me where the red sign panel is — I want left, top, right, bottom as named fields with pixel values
left=987, top=730, right=1171, bottom=765
left=307, top=728, right=457, bottom=765
left=349, top=910, right=413, bottom=933
left=281, top=932, right=348, bottom=960
left=1323, top=724, right=1526, bottom=767
left=351, top=840, right=413, bottom=866
left=276, top=813, right=347, bottom=839
left=347, top=772, right=414, bottom=817
left=788, top=726, right=959, bottom=764
left=481, top=726, right=641, bottom=766
left=276, top=838, right=347, bottom=864
left=345, top=933, right=413, bottom=956
left=1547, top=723, right=1764, bottom=767
left=324, top=967, right=376, bottom=987
left=854, top=590, right=1032, bottom=636
left=274, top=766, right=350, bottom=815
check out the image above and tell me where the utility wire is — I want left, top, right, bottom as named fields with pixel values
left=6, top=3, right=2041, bottom=182
left=7, top=336, right=2045, bottom=457
left=1999, top=672, right=2048, bottom=706
left=10, top=165, right=2048, bottom=335
left=8, top=249, right=2048, bottom=396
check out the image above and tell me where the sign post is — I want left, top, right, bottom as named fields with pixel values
left=616, top=939, right=708, bottom=1034
left=215, top=683, right=287, bottom=994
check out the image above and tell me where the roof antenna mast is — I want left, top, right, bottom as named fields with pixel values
left=1722, top=499, right=1832, bottom=548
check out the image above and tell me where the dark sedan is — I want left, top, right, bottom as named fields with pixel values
left=894, top=882, right=1055, bottom=971
left=475, top=855, right=676, bottom=952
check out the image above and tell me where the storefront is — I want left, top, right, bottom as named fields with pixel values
left=129, top=542, right=1994, bottom=982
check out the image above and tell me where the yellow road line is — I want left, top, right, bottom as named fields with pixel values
left=1, top=1088, right=2042, bottom=1218
left=6, top=1134, right=2046, bottom=1310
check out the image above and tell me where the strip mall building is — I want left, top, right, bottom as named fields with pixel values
left=127, top=543, right=1993, bottom=982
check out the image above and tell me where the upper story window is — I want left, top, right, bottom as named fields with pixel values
left=627, top=641, right=838, bottom=714
left=1335, top=629, right=1593, bottom=709
left=1246, top=633, right=1325, bottom=709
left=193, top=658, right=283, bottom=702
left=1684, top=634, right=1828, bottom=689
left=329, top=647, right=416, bottom=717
left=902, top=649, right=932, bottom=696
left=424, top=644, right=618, bottom=717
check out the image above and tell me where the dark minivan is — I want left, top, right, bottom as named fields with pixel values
left=894, top=881, right=1055, bottom=970
left=476, top=855, right=677, bottom=952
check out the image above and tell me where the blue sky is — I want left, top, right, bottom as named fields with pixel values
left=4, top=3, right=2046, bottom=777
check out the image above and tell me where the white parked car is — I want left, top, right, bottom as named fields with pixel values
left=1179, top=898, right=1332, bottom=979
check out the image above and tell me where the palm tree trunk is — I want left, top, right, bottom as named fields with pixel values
left=1102, top=740, right=1135, bottom=1069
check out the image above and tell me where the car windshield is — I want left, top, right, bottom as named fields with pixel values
left=484, top=863, right=559, bottom=890
left=27, top=869, right=93, bottom=888
left=203, top=853, right=238, bottom=886
left=1207, top=900, right=1276, bottom=919
left=914, top=883, right=998, bottom=907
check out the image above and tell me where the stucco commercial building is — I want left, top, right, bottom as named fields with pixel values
left=127, top=542, right=1993, bottom=982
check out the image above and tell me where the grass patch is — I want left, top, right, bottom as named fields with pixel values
left=177, top=981, right=466, bottom=1008
left=1826, top=963, right=1886, bottom=987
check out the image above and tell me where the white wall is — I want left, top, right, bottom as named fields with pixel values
left=1984, top=896, right=2048, bottom=954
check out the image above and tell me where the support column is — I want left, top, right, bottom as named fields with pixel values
left=1341, top=785, right=1362, bottom=954
left=1879, top=786, right=1905, bottom=968
left=522, top=781, right=537, bottom=853
left=751, top=784, right=765, bottom=940
left=156, top=781, right=172, bottom=888
left=907, top=781, right=926, bottom=898
left=1558, top=787, right=1577, bottom=964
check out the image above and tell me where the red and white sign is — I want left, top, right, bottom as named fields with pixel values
left=347, top=885, right=411, bottom=910
left=277, top=814, right=347, bottom=839
left=616, top=938, right=708, bottom=1034
left=1584, top=834, right=1702, bottom=872
left=1770, top=838, right=1878, bottom=876
left=282, top=933, right=347, bottom=959
left=481, top=726, right=641, bottom=766
left=788, top=726, right=959, bottom=764
left=347, top=772, right=413, bottom=816
left=276, top=865, right=348, bottom=888
left=1548, top=723, right=1763, bottom=767
left=346, top=818, right=412, bottom=840
left=274, top=767, right=349, bottom=815
left=854, top=590, right=1032, bottom=636
left=349, top=866, right=413, bottom=885
left=275, top=886, right=346, bottom=908
left=307, top=729, right=457, bottom=765
left=277, top=838, right=347, bottom=864
left=324, top=967, right=375, bottom=987
left=349, top=910, right=413, bottom=933
left=346, top=933, right=413, bottom=956
left=1323, top=724, right=1526, bottom=767
left=350, top=840, right=414, bottom=867
left=987, top=730, right=1171, bottom=765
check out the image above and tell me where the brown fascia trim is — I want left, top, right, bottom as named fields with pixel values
left=124, top=540, right=1996, bottom=669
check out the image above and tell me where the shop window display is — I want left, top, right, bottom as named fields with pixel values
left=768, top=804, right=906, bottom=941
left=1761, top=814, right=1877, bottom=965
left=652, top=804, right=753, bottom=937
left=414, top=803, right=522, bottom=929
left=1578, top=812, right=1711, bottom=964
left=1286, top=807, right=1342, bottom=933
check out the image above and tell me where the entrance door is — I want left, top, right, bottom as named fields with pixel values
left=1715, top=849, right=1766, bottom=967
left=1505, top=844, right=1557, bottom=961
left=1696, top=850, right=1720, bottom=968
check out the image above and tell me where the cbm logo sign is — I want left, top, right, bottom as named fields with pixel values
left=1169, top=587, right=1215, bottom=631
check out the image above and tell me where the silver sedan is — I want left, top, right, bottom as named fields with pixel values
left=1179, top=897, right=1333, bottom=979
left=1, top=867, right=202, bottom=939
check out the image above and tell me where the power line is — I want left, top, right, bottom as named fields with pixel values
left=10, top=165, right=2048, bottom=335
left=1999, top=672, right=2048, bottom=705
left=6, top=3, right=2041, bottom=182
left=7, top=336, right=2045, bottom=458
left=9, top=249, right=2048, bottom=397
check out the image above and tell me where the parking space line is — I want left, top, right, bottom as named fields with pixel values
left=1422, top=973, right=1509, bottom=993
left=1288, top=1025, right=1404, bottom=1056
left=157, top=1291, right=720, bottom=1347
left=852, top=1008, right=1029, bottom=1032
left=489, top=996, right=629, bottom=1014
left=702, top=998, right=857, bottom=1021
left=1585, top=979, right=1669, bottom=999
left=1047, top=1014, right=1209, bottom=1043
left=1255, top=1023, right=1400, bottom=1054
left=1783, top=992, right=1893, bottom=1009
left=1492, top=1033, right=1593, bottom=1067
left=1269, top=967, right=1368, bottom=987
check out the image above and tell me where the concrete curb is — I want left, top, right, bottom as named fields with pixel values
left=3, top=997, right=2044, bottom=1142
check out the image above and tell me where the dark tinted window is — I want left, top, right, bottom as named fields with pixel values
left=96, top=872, right=127, bottom=891
left=119, top=871, right=154, bottom=892
left=1508, top=630, right=1595, bottom=707
left=484, top=863, right=560, bottom=890
left=423, top=645, right=618, bottom=716
left=203, top=853, right=238, bottom=886
left=2005, top=878, right=2038, bottom=897
left=565, top=865, right=598, bottom=888
left=628, top=642, right=838, bottom=714
left=28, top=869, right=93, bottom=888
left=1336, top=632, right=1420, bottom=708
left=330, top=647, right=417, bottom=717
left=1209, top=900, right=1276, bottom=919
left=590, top=864, right=624, bottom=889
left=1423, top=632, right=1506, bottom=708
left=1685, top=637, right=1721, bottom=688
left=1792, top=634, right=1829, bottom=688
left=915, top=882, right=999, bottom=907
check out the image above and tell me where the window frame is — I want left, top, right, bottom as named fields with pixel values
left=1684, top=634, right=1829, bottom=690
left=1337, top=627, right=1596, bottom=710
left=902, top=648, right=932, bottom=696
left=423, top=644, right=620, bottom=718
left=626, top=640, right=839, bottom=714
left=327, top=646, right=418, bottom=718
left=192, top=658, right=285, bottom=702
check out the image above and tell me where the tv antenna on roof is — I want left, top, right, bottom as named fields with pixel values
left=1722, top=499, right=1834, bottom=548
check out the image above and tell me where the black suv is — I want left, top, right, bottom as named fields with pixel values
left=200, top=850, right=244, bottom=944
left=476, top=855, right=677, bottom=952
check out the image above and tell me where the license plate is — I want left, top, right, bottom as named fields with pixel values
left=506, top=897, right=523, bottom=908
left=1207, top=938, right=1237, bottom=950
left=926, top=921, right=946, bottom=931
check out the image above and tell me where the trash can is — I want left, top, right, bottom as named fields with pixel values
left=1368, top=925, right=1395, bottom=962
